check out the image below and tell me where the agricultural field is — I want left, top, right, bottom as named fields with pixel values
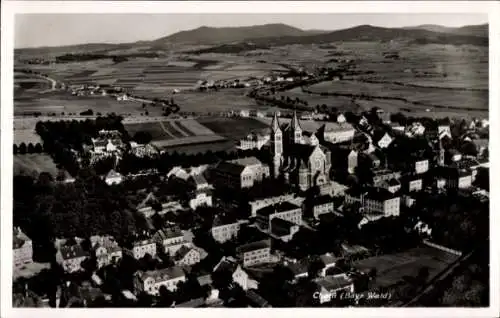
left=124, top=118, right=227, bottom=150
left=14, top=154, right=59, bottom=176
left=305, top=79, right=488, bottom=114
left=278, top=87, right=363, bottom=112
left=354, top=246, right=460, bottom=289
left=14, top=91, right=158, bottom=117
left=198, top=117, right=270, bottom=142
left=14, top=128, right=42, bottom=145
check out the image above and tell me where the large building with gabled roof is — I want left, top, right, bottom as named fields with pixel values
left=269, top=111, right=332, bottom=191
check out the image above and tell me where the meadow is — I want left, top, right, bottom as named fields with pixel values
left=198, top=117, right=270, bottom=142
left=354, top=246, right=460, bottom=289
left=14, top=154, right=59, bottom=176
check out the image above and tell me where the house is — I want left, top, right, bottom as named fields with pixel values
left=210, top=157, right=270, bottom=189
left=438, top=125, right=452, bottom=139
left=373, top=131, right=393, bottom=149
left=249, top=194, right=305, bottom=217
left=238, top=132, right=270, bottom=150
left=153, top=227, right=189, bottom=256
left=56, top=244, right=89, bottom=273
left=345, top=187, right=400, bottom=217
left=309, top=195, right=335, bottom=220
left=188, top=174, right=213, bottom=210
left=285, top=258, right=309, bottom=281
left=314, top=275, right=355, bottom=304
left=270, top=218, right=300, bottom=242
left=414, top=159, right=430, bottom=174
left=174, top=246, right=201, bottom=266
left=236, top=240, right=271, bottom=267
left=129, top=238, right=156, bottom=260
left=104, top=169, right=123, bottom=186
left=381, top=178, right=401, bottom=194
left=13, top=227, right=33, bottom=266
left=239, top=110, right=250, bottom=117
left=213, top=256, right=259, bottom=291
left=404, top=175, right=424, bottom=193
left=405, top=122, right=426, bottom=137
left=443, top=168, right=473, bottom=190
left=211, top=219, right=241, bottom=243
left=347, top=150, right=358, bottom=174
left=390, top=123, right=405, bottom=133
left=337, top=114, right=346, bottom=123
left=321, top=122, right=355, bottom=144
left=372, top=169, right=402, bottom=187
left=116, top=93, right=129, bottom=101
left=91, top=235, right=122, bottom=268
left=134, top=266, right=186, bottom=295
left=255, top=201, right=302, bottom=231
left=319, top=253, right=338, bottom=277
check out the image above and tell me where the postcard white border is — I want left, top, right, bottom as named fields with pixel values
left=2, top=1, right=499, bottom=318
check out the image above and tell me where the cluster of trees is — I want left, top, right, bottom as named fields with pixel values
left=117, top=147, right=265, bottom=176
left=409, top=191, right=489, bottom=251
left=35, top=115, right=128, bottom=175
left=13, top=170, right=146, bottom=262
left=14, top=142, right=44, bottom=154
left=55, top=53, right=160, bottom=64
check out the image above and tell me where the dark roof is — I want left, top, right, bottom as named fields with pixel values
left=270, top=218, right=297, bottom=236
left=138, top=266, right=185, bottom=282
left=387, top=178, right=401, bottom=186
left=191, top=174, right=208, bottom=186
left=286, top=143, right=317, bottom=162
left=313, top=195, right=334, bottom=206
left=287, top=259, right=310, bottom=276
left=59, top=245, right=89, bottom=260
left=364, top=187, right=399, bottom=201
left=174, top=246, right=195, bottom=261
left=257, top=201, right=301, bottom=216
left=237, top=240, right=270, bottom=255
left=214, top=257, right=238, bottom=273
left=214, top=162, right=245, bottom=176
left=246, top=290, right=271, bottom=307
left=229, top=156, right=263, bottom=167
left=175, top=297, right=205, bottom=308
left=315, top=276, right=353, bottom=290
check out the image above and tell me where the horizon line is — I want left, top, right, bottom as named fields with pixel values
left=14, top=21, right=489, bottom=50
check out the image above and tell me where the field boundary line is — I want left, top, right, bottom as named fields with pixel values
left=159, top=121, right=177, bottom=139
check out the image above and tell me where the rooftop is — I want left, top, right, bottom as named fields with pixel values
left=213, top=161, right=246, bottom=176
left=58, top=244, right=89, bottom=260
left=229, top=156, right=263, bottom=167
left=138, top=266, right=185, bottom=282
left=257, top=201, right=301, bottom=217
left=315, top=275, right=353, bottom=290
left=237, top=239, right=270, bottom=255
left=313, top=195, right=335, bottom=206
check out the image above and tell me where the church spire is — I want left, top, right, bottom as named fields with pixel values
left=291, top=110, right=301, bottom=131
left=272, top=111, right=280, bottom=132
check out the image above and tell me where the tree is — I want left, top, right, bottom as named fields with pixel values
left=19, top=143, right=27, bottom=154
left=35, top=143, right=43, bottom=153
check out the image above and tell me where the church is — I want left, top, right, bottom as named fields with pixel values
left=268, top=111, right=332, bottom=192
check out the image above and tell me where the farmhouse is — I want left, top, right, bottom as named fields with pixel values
left=314, top=275, right=355, bottom=304
left=128, top=238, right=157, bottom=260
left=321, top=122, right=356, bottom=144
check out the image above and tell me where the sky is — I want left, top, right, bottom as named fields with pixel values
left=15, top=13, right=488, bottom=48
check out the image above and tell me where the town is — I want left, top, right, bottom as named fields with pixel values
left=12, top=16, right=490, bottom=309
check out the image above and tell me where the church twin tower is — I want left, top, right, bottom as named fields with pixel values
left=269, top=111, right=331, bottom=191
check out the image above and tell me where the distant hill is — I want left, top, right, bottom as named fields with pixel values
left=152, top=23, right=312, bottom=45
left=249, top=24, right=488, bottom=47
left=404, top=23, right=488, bottom=37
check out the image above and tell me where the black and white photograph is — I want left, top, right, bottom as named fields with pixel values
left=1, top=1, right=499, bottom=317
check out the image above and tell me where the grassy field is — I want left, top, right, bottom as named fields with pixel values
left=172, top=90, right=268, bottom=113
left=124, top=118, right=227, bottom=150
left=198, top=117, right=270, bottom=142
left=14, top=91, right=159, bottom=117
left=14, top=129, right=42, bottom=145
left=14, top=154, right=59, bottom=176
left=354, top=246, right=460, bottom=289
